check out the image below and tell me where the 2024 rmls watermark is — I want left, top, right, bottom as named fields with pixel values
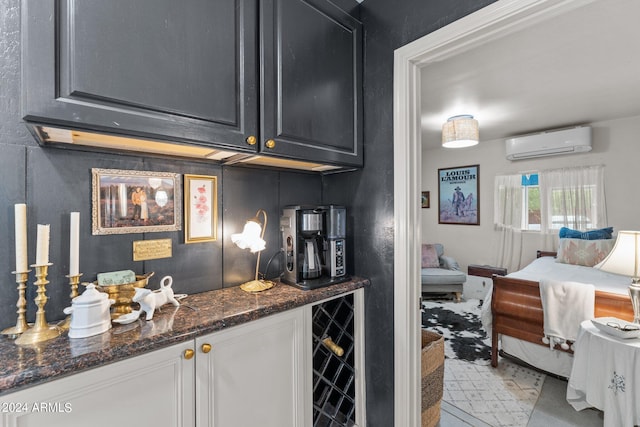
left=1, top=401, right=72, bottom=414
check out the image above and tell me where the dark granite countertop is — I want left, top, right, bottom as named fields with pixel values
left=0, top=277, right=368, bottom=396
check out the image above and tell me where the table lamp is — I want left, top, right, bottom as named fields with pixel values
left=594, top=230, right=640, bottom=323
left=231, top=209, right=275, bottom=293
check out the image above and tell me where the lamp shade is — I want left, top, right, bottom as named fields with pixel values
left=231, top=219, right=266, bottom=253
left=442, top=115, right=479, bottom=148
left=594, top=231, right=640, bottom=280
left=231, top=209, right=274, bottom=293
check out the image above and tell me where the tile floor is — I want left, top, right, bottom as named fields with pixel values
left=428, top=292, right=605, bottom=426
left=436, top=376, right=603, bottom=426
left=441, top=358, right=545, bottom=427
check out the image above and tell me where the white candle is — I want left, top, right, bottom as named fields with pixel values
left=35, top=224, right=50, bottom=265
left=69, top=212, right=80, bottom=275
left=14, top=204, right=28, bottom=272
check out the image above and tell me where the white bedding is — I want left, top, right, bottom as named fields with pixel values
left=501, top=256, right=629, bottom=295
left=481, top=256, right=631, bottom=378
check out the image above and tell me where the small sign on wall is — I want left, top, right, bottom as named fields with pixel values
left=133, top=238, right=172, bottom=261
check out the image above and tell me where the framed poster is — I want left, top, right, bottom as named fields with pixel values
left=184, top=174, right=218, bottom=244
left=421, top=191, right=430, bottom=208
left=438, top=165, right=479, bottom=225
left=92, top=168, right=181, bottom=235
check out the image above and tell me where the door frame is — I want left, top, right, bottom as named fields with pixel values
left=392, top=0, right=593, bottom=424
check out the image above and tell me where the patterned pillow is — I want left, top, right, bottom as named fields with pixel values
left=421, top=244, right=440, bottom=268
left=555, top=238, right=615, bottom=267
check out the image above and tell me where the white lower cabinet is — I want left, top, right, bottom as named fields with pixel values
left=195, top=307, right=309, bottom=427
left=0, top=308, right=307, bottom=427
left=0, top=340, right=195, bottom=427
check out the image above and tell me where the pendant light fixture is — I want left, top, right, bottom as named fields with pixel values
left=442, top=115, right=479, bottom=148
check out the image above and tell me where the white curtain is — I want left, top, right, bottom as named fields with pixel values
left=493, top=174, right=525, bottom=272
left=493, top=165, right=607, bottom=271
left=538, top=165, right=607, bottom=249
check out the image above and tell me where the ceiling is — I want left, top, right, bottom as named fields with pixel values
left=420, top=0, right=640, bottom=149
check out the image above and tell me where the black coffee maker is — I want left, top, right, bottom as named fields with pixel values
left=281, top=205, right=348, bottom=290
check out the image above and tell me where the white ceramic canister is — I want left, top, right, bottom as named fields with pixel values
left=64, top=283, right=115, bottom=339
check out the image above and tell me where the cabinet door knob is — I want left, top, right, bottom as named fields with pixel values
left=265, top=139, right=276, bottom=149
left=246, top=135, right=257, bottom=145
left=201, top=343, right=212, bottom=354
left=183, top=349, right=195, bottom=360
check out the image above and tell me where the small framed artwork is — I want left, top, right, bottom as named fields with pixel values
left=184, top=174, right=218, bottom=244
left=92, top=168, right=182, bottom=235
left=421, top=191, right=430, bottom=208
left=438, top=165, right=480, bottom=225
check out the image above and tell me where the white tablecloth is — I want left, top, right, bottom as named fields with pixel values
left=567, top=320, right=640, bottom=427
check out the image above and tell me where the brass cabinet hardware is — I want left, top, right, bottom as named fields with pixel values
left=246, top=135, right=257, bottom=145
left=322, top=337, right=344, bottom=357
left=201, top=343, right=212, bottom=354
left=184, top=349, right=195, bottom=360
left=265, top=139, right=276, bottom=149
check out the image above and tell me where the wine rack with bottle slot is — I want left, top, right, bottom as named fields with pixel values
left=312, top=293, right=356, bottom=426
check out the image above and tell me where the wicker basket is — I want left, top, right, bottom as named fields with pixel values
left=421, top=330, right=444, bottom=427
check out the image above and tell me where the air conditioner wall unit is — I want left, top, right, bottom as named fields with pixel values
left=505, top=126, right=592, bottom=161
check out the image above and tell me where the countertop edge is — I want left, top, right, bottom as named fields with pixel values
left=0, top=277, right=369, bottom=396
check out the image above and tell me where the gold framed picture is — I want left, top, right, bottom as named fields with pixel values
left=183, top=174, right=218, bottom=244
left=91, top=168, right=181, bottom=235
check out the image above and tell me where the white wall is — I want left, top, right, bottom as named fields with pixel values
left=421, top=114, right=640, bottom=272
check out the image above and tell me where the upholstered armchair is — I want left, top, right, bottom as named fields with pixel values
left=421, top=243, right=466, bottom=301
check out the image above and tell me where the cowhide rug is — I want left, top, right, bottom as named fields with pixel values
left=422, top=298, right=491, bottom=365
left=422, top=297, right=546, bottom=427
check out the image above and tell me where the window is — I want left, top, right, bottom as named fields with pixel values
left=522, top=174, right=540, bottom=231
left=548, top=188, right=595, bottom=230
left=495, top=165, right=606, bottom=233
left=539, top=165, right=605, bottom=232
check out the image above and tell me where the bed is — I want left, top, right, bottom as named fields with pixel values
left=481, top=251, right=634, bottom=378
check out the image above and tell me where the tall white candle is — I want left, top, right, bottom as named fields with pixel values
left=35, top=224, right=50, bottom=265
left=69, top=212, right=80, bottom=275
left=14, top=204, right=28, bottom=272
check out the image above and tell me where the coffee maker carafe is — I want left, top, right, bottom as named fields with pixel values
left=281, top=205, right=348, bottom=290
left=300, top=211, right=322, bottom=280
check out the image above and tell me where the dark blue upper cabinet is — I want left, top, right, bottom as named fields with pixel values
left=22, top=0, right=259, bottom=152
left=22, top=0, right=362, bottom=168
left=261, top=0, right=363, bottom=167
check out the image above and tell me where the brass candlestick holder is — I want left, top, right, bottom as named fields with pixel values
left=57, top=273, right=83, bottom=331
left=1, top=270, right=32, bottom=338
left=15, top=263, right=61, bottom=346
